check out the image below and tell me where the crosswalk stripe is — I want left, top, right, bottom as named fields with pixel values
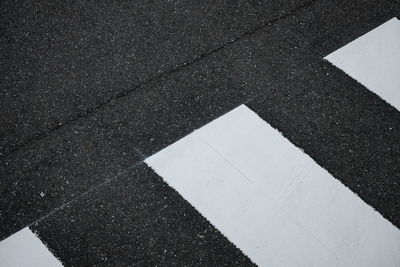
left=325, top=17, right=400, bottom=111
left=1, top=10, right=399, bottom=266
left=146, top=105, right=400, bottom=266
left=0, top=227, right=63, bottom=267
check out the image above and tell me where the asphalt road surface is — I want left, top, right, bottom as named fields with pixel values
left=1, top=0, right=400, bottom=266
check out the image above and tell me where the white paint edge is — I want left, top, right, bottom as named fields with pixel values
left=324, top=17, right=400, bottom=111
left=146, top=104, right=400, bottom=267
left=0, top=227, right=63, bottom=267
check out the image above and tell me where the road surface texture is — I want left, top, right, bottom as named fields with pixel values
left=1, top=0, right=399, bottom=266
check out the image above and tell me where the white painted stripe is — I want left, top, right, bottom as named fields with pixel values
left=325, top=17, right=400, bottom=111
left=0, top=227, right=63, bottom=267
left=146, top=105, right=400, bottom=267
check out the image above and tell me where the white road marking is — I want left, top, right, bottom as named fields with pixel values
left=325, top=17, right=400, bottom=111
left=146, top=105, right=400, bottom=267
left=0, top=227, right=63, bottom=267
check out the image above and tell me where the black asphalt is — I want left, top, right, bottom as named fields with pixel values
left=31, top=164, right=255, bottom=266
left=1, top=0, right=400, bottom=265
left=0, top=0, right=305, bottom=157
left=1, top=0, right=312, bottom=240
